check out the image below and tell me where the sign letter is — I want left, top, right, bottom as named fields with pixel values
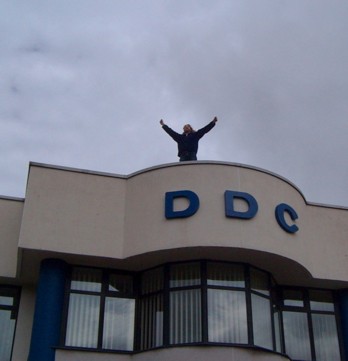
left=165, top=190, right=200, bottom=219
left=275, top=203, right=299, bottom=233
left=224, top=190, right=258, bottom=219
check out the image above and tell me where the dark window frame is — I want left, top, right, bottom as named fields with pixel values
left=61, top=266, right=137, bottom=352
left=0, top=285, right=21, bottom=361
left=61, top=261, right=343, bottom=361
left=275, top=286, right=343, bottom=361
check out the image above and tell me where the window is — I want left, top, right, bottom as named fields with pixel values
left=0, top=286, right=20, bottom=361
left=277, top=288, right=341, bottom=361
left=139, top=262, right=273, bottom=349
left=64, top=267, right=135, bottom=351
left=169, top=262, right=202, bottom=344
left=207, top=263, right=248, bottom=344
left=63, top=262, right=342, bottom=361
left=250, top=267, right=273, bottom=349
left=139, top=267, right=164, bottom=350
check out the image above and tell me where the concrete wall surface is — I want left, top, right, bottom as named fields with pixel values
left=56, top=346, right=291, bottom=361
left=17, top=162, right=348, bottom=284
left=0, top=197, right=23, bottom=278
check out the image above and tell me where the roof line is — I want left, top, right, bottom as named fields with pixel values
left=27, top=161, right=348, bottom=210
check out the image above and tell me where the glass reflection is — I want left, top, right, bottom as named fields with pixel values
left=103, top=298, right=135, bottom=350
left=312, top=314, right=341, bottom=361
left=65, top=294, right=100, bottom=348
left=140, top=294, right=163, bottom=350
left=170, top=289, right=201, bottom=344
left=252, top=294, right=272, bottom=349
left=273, top=310, right=282, bottom=353
left=64, top=263, right=343, bottom=360
left=208, top=289, right=247, bottom=344
left=0, top=310, right=16, bottom=361
left=0, top=297, right=13, bottom=306
left=283, top=311, right=311, bottom=361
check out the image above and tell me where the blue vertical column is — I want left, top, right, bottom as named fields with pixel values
left=28, top=258, right=68, bottom=361
left=339, top=289, right=348, bottom=361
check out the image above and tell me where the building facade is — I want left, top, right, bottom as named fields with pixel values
left=1, top=161, right=348, bottom=361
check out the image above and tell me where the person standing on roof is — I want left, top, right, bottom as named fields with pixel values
left=160, top=117, right=218, bottom=161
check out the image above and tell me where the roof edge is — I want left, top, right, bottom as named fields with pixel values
left=0, top=195, right=25, bottom=202
left=27, top=161, right=348, bottom=210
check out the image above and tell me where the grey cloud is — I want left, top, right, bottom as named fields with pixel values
left=0, top=1, right=348, bottom=206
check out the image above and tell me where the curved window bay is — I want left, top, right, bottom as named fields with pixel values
left=63, top=261, right=342, bottom=361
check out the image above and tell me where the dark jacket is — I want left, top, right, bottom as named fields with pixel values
left=162, top=121, right=216, bottom=157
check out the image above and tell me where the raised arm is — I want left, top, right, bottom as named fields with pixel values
left=196, top=116, right=218, bottom=138
left=160, top=119, right=181, bottom=142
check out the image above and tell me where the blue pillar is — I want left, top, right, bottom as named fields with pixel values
left=28, top=258, right=68, bottom=361
left=339, top=289, right=348, bottom=361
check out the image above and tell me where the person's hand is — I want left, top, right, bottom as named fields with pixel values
left=213, top=116, right=218, bottom=123
left=160, top=119, right=164, bottom=126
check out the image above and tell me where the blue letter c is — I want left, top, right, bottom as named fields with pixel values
left=275, top=203, right=299, bottom=233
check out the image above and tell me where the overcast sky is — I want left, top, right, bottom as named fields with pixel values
left=1, top=0, right=348, bottom=206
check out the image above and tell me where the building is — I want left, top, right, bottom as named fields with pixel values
left=1, top=161, right=348, bottom=361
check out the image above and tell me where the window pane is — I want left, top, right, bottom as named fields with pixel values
left=0, top=297, right=13, bottom=306
left=170, top=289, right=202, bottom=344
left=108, top=274, right=133, bottom=294
left=207, top=262, right=245, bottom=288
left=250, top=268, right=270, bottom=295
left=65, top=294, right=100, bottom=348
left=208, top=289, right=248, bottom=344
left=312, top=314, right=341, bottom=361
left=283, top=311, right=311, bottom=360
left=273, top=310, right=282, bottom=353
left=141, top=267, right=164, bottom=294
left=103, top=298, right=135, bottom=351
left=252, top=294, right=273, bottom=349
left=0, top=310, right=16, bottom=361
left=71, top=268, right=102, bottom=292
left=283, top=289, right=304, bottom=307
left=0, top=288, right=18, bottom=306
left=309, top=290, right=335, bottom=312
left=140, top=294, right=163, bottom=350
left=170, top=263, right=201, bottom=288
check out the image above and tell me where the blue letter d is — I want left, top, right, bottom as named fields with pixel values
left=165, top=190, right=200, bottom=219
left=225, top=190, right=258, bottom=219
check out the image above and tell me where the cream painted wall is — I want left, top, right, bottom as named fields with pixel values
left=18, top=166, right=126, bottom=258
left=123, top=163, right=304, bottom=255
left=301, top=205, right=348, bottom=281
left=16, top=162, right=348, bottom=284
left=124, top=163, right=348, bottom=283
left=0, top=197, right=23, bottom=278
left=56, top=346, right=291, bottom=361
